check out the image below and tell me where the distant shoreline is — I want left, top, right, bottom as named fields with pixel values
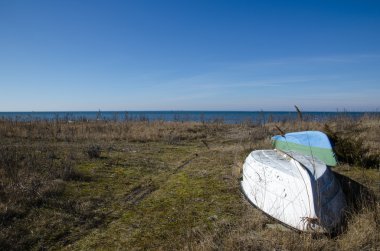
left=0, top=110, right=379, bottom=113
left=0, top=111, right=378, bottom=124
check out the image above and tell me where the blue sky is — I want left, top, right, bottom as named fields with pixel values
left=0, top=0, right=379, bottom=111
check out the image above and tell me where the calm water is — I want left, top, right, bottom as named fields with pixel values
left=0, top=111, right=378, bottom=124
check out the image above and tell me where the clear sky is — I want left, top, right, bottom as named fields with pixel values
left=0, top=0, right=379, bottom=111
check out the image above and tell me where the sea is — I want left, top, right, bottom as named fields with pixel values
left=0, top=111, right=378, bottom=124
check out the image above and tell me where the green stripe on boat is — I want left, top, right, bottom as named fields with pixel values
left=272, top=140, right=337, bottom=166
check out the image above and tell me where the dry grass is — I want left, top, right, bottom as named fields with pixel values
left=0, top=119, right=211, bottom=142
left=0, top=115, right=379, bottom=250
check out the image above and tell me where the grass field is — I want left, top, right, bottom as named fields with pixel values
left=0, top=116, right=379, bottom=250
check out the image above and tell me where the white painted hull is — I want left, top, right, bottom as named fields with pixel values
left=241, top=150, right=346, bottom=233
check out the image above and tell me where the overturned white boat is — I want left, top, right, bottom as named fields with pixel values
left=241, top=131, right=346, bottom=233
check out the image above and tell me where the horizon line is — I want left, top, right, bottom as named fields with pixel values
left=0, top=109, right=379, bottom=113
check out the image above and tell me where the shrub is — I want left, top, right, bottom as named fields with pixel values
left=324, top=125, right=379, bottom=168
left=87, top=145, right=101, bottom=159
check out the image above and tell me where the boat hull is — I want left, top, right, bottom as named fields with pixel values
left=241, top=150, right=346, bottom=233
